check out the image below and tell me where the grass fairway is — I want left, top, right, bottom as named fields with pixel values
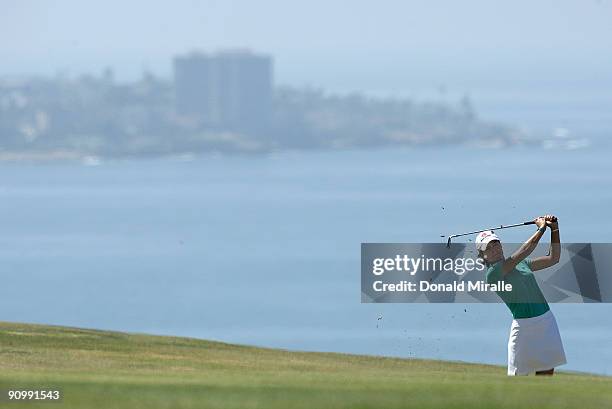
left=0, top=322, right=610, bottom=409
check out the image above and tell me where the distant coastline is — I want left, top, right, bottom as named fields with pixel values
left=0, top=51, right=538, bottom=159
left=0, top=133, right=590, bottom=163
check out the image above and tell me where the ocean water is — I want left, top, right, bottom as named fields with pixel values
left=1, top=144, right=611, bottom=375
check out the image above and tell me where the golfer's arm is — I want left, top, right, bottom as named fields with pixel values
left=529, top=227, right=561, bottom=271
left=501, top=227, right=546, bottom=274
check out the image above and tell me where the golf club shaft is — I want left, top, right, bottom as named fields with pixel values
left=448, top=220, right=535, bottom=240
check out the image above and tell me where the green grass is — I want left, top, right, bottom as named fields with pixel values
left=0, top=322, right=610, bottom=409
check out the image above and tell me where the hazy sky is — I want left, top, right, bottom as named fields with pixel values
left=2, top=0, right=612, bottom=92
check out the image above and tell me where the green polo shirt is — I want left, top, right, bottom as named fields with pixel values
left=486, top=258, right=550, bottom=319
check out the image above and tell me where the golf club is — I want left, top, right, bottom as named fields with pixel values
left=442, top=220, right=536, bottom=247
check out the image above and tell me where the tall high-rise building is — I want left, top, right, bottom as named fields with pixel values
left=174, top=53, right=215, bottom=120
left=173, top=50, right=272, bottom=132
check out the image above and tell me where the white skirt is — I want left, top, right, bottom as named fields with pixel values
left=507, top=309, right=567, bottom=376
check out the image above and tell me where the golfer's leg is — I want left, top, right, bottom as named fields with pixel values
left=535, top=368, right=554, bottom=376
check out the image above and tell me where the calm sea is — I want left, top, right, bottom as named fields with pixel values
left=1, top=144, right=611, bottom=374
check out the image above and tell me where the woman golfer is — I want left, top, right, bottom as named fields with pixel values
left=476, top=215, right=566, bottom=376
